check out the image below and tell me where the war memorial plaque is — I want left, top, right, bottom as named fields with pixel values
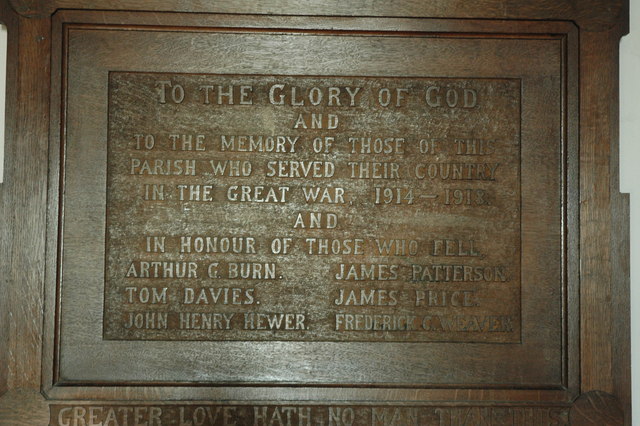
left=105, top=73, right=521, bottom=343
left=53, top=22, right=559, bottom=389
left=0, top=1, right=631, bottom=424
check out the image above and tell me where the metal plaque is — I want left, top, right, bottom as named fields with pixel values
left=105, top=73, right=521, bottom=343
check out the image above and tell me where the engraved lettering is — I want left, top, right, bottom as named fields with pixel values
left=130, top=158, right=196, bottom=175
left=266, top=161, right=335, bottom=178
left=106, top=74, right=521, bottom=343
left=243, top=313, right=307, bottom=330
left=124, top=312, right=168, bottom=330
left=334, top=263, right=399, bottom=281
left=334, top=289, right=398, bottom=306
left=411, top=264, right=508, bottom=282
left=220, top=135, right=299, bottom=152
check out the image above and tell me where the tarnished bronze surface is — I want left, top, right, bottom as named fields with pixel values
left=104, top=73, right=521, bottom=343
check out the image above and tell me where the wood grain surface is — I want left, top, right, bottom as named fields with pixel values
left=0, top=1, right=630, bottom=424
left=7, top=0, right=627, bottom=32
left=570, top=391, right=625, bottom=425
left=579, top=28, right=631, bottom=422
left=0, top=0, right=49, bottom=394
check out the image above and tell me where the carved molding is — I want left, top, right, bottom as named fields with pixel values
left=571, top=0, right=626, bottom=32
left=7, top=0, right=627, bottom=32
left=570, top=391, right=624, bottom=425
left=8, top=0, right=51, bottom=18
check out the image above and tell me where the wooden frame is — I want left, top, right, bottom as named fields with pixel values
left=0, top=1, right=630, bottom=424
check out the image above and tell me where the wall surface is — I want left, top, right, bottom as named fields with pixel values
left=621, top=0, right=639, bottom=422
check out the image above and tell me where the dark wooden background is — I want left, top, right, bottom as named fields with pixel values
left=0, top=0, right=630, bottom=424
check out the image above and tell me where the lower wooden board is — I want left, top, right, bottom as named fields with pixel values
left=50, top=404, right=571, bottom=426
